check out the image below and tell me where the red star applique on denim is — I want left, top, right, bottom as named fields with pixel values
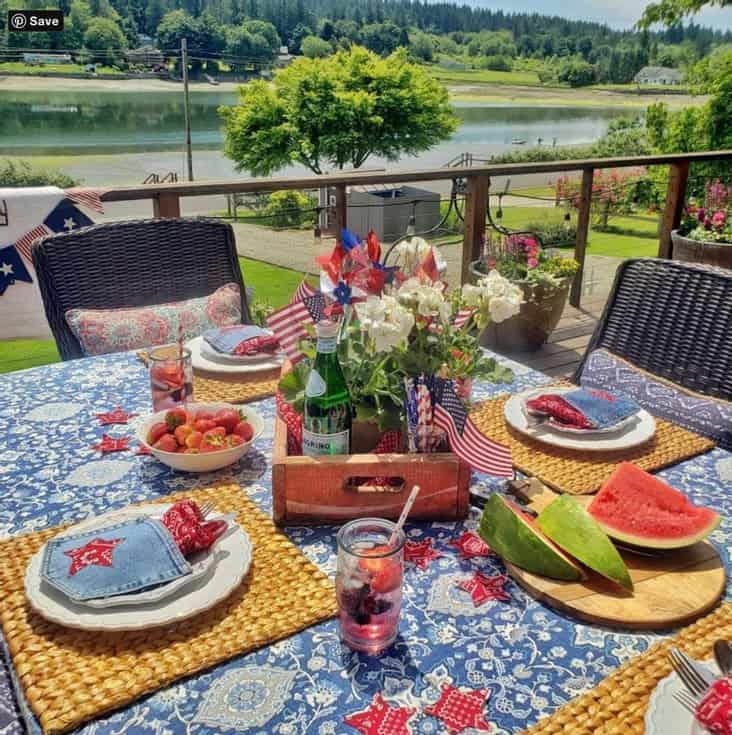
left=135, top=443, right=152, bottom=455
left=92, top=434, right=131, bottom=453
left=344, top=693, right=416, bottom=735
left=404, top=539, right=442, bottom=571
left=95, top=407, right=138, bottom=425
left=449, top=531, right=493, bottom=560
left=64, top=537, right=123, bottom=576
left=457, top=572, right=511, bottom=606
left=424, top=684, right=492, bottom=734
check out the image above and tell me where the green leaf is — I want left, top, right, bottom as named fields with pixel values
left=278, top=360, right=311, bottom=413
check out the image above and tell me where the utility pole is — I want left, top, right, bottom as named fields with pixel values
left=181, top=37, right=194, bottom=182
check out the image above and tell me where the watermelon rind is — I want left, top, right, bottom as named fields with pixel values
left=537, top=495, right=634, bottom=592
left=478, top=494, right=585, bottom=582
left=588, top=462, right=721, bottom=550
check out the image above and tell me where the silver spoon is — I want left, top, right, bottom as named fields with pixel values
left=713, top=640, right=732, bottom=675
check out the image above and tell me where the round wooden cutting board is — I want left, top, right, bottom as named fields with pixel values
left=504, top=478, right=726, bottom=630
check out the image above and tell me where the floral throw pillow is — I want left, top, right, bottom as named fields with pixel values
left=65, top=283, right=242, bottom=357
left=579, top=348, right=732, bottom=450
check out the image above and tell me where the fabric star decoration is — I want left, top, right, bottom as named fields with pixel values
left=95, top=406, right=138, bottom=425
left=404, top=539, right=442, bottom=571
left=449, top=531, right=493, bottom=560
left=457, top=572, right=511, bottom=607
left=64, top=537, right=123, bottom=576
left=424, top=684, right=492, bottom=734
left=344, top=693, right=416, bottom=735
left=92, top=434, right=131, bottom=453
left=63, top=217, right=76, bottom=231
left=0, top=262, right=13, bottom=277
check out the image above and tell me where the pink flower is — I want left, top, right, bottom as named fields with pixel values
left=712, top=211, right=726, bottom=228
left=528, top=257, right=539, bottom=268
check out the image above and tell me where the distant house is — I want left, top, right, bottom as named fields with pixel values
left=126, top=46, right=164, bottom=66
left=22, top=53, right=72, bottom=65
left=275, top=47, right=294, bottom=68
left=634, top=66, right=684, bottom=86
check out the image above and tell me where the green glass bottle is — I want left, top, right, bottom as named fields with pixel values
left=302, top=320, right=352, bottom=456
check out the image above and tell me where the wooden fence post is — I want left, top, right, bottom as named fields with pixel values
left=153, top=193, right=181, bottom=218
left=461, top=174, right=489, bottom=285
left=658, top=160, right=690, bottom=259
left=570, top=168, right=594, bottom=308
left=334, top=184, right=347, bottom=235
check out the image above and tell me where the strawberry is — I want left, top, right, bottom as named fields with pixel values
left=185, top=431, right=203, bottom=449
left=358, top=545, right=401, bottom=593
left=214, top=408, right=241, bottom=433
left=226, top=434, right=245, bottom=448
left=146, top=422, right=168, bottom=445
left=233, top=420, right=254, bottom=442
left=200, top=427, right=227, bottom=453
left=193, top=409, right=214, bottom=421
left=165, top=408, right=188, bottom=430
left=183, top=448, right=200, bottom=454
left=153, top=434, right=179, bottom=453
left=194, top=418, right=218, bottom=433
left=174, top=423, right=194, bottom=446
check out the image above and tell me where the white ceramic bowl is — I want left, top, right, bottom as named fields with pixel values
left=136, top=402, right=264, bottom=472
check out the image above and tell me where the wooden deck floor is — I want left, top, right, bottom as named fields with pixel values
left=492, top=293, right=609, bottom=379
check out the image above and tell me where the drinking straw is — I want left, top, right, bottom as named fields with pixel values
left=389, top=484, right=420, bottom=546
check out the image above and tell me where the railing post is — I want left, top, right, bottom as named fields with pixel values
left=570, top=168, right=594, bottom=308
left=658, top=159, right=690, bottom=259
left=334, top=184, right=347, bottom=234
left=153, top=193, right=181, bottom=218
left=461, top=174, right=489, bottom=285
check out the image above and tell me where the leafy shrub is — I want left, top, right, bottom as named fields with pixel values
left=0, top=160, right=79, bottom=188
left=262, top=190, right=317, bottom=229
left=480, top=55, right=512, bottom=72
left=525, top=220, right=578, bottom=247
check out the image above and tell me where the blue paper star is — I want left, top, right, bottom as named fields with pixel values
left=334, top=281, right=352, bottom=305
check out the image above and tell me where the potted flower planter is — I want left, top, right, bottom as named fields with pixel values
left=671, top=230, right=732, bottom=269
left=470, top=260, right=573, bottom=352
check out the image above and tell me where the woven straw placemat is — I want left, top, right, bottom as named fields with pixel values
left=0, top=484, right=336, bottom=735
left=137, top=350, right=278, bottom=404
left=469, top=395, right=715, bottom=495
left=522, top=601, right=732, bottom=735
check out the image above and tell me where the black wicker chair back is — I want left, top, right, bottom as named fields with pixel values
left=574, top=258, right=732, bottom=401
left=32, top=218, right=251, bottom=361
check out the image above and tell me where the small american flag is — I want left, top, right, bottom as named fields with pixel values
left=291, top=278, right=317, bottom=304
left=64, top=187, right=107, bottom=214
left=267, top=291, right=325, bottom=363
left=14, top=224, right=52, bottom=263
left=434, top=380, right=512, bottom=477
left=453, top=308, right=475, bottom=329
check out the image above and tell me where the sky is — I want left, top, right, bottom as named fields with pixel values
left=466, top=0, right=732, bottom=30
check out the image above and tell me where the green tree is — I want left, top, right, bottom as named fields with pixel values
left=156, top=9, right=198, bottom=51
left=220, top=46, right=459, bottom=175
left=592, top=117, right=651, bottom=157
left=639, top=0, right=730, bottom=28
left=240, top=19, right=279, bottom=50
left=361, top=21, right=402, bottom=55
left=410, top=32, right=435, bottom=62
left=83, top=17, right=128, bottom=63
left=301, top=35, right=332, bottom=58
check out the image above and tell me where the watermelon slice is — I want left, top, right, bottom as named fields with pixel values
left=478, top=494, right=585, bottom=582
left=588, top=462, right=721, bottom=550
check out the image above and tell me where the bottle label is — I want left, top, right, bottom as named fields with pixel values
left=316, top=335, right=337, bottom=354
left=302, top=428, right=350, bottom=456
left=305, top=369, right=327, bottom=397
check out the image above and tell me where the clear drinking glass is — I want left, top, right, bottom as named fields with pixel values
left=149, top=344, right=193, bottom=412
left=336, top=518, right=404, bottom=655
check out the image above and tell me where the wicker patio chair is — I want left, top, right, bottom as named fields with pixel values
left=573, top=257, right=732, bottom=401
left=32, top=218, right=251, bottom=361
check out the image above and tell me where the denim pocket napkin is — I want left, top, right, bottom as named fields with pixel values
left=203, top=325, right=270, bottom=355
left=40, top=517, right=192, bottom=602
left=562, top=388, right=640, bottom=429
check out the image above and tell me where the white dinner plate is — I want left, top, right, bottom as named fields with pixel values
left=504, top=387, right=656, bottom=451
left=187, top=335, right=284, bottom=375
left=199, top=337, right=280, bottom=365
left=25, top=504, right=252, bottom=631
left=645, top=661, right=718, bottom=735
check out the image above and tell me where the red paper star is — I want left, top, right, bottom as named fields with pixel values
left=135, top=443, right=152, bottom=456
left=449, top=532, right=493, bottom=560
left=457, top=572, right=511, bottom=606
left=404, top=539, right=442, bottom=571
left=64, top=537, right=123, bottom=576
left=424, top=684, right=492, bottom=734
left=92, top=434, right=131, bottom=453
left=95, top=406, right=138, bottom=425
left=344, top=693, right=416, bottom=735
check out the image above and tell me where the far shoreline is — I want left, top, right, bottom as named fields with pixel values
left=0, top=73, right=705, bottom=109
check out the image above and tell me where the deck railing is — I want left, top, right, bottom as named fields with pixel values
left=100, top=149, right=732, bottom=308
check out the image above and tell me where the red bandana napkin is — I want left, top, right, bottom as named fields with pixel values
left=161, top=500, right=227, bottom=557
left=696, top=677, right=732, bottom=735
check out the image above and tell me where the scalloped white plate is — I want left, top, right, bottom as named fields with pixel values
left=188, top=336, right=283, bottom=375
left=25, top=504, right=251, bottom=631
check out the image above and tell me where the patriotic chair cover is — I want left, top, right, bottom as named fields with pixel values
left=0, top=186, right=103, bottom=340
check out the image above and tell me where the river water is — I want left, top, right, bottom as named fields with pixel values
left=0, top=90, right=625, bottom=185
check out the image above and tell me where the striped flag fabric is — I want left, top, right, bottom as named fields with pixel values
left=64, top=187, right=107, bottom=214
left=453, top=308, right=475, bottom=329
left=14, top=224, right=52, bottom=263
left=291, top=278, right=318, bottom=304
left=267, top=291, right=325, bottom=364
left=433, top=380, right=513, bottom=477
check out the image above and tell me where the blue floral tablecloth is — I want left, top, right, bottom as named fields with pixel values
left=0, top=352, right=730, bottom=735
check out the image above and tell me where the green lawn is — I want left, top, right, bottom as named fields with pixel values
left=0, top=257, right=310, bottom=375
left=0, top=62, right=123, bottom=75
left=429, top=66, right=542, bottom=87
